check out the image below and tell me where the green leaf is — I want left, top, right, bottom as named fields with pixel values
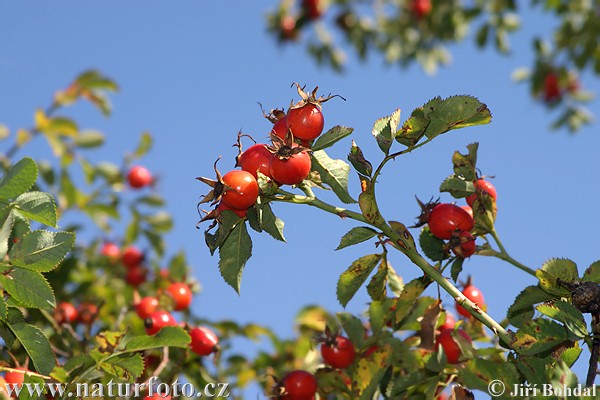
left=583, top=260, right=600, bottom=283
left=451, top=143, right=479, bottom=183
left=0, top=268, right=55, bottom=309
left=336, top=226, right=378, bottom=250
left=560, top=342, right=582, bottom=367
left=96, top=162, right=121, bottom=182
left=99, top=353, right=144, bottom=381
left=0, top=296, right=6, bottom=321
left=394, top=277, right=429, bottom=325
left=337, top=312, right=368, bottom=349
left=418, top=227, right=446, bottom=262
left=462, top=358, right=520, bottom=394
left=439, top=176, right=475, bottom=198
left=134, top=131, right=153, bottom=158
left=167, top=251, right=188, bottom=282
left=143, top=229, right=165, bottom=257
left=396, top=108, right=428, bottom=147
left=516, top=356, right=551, bottom=386
left=144, top=211, right=173, bottom=233
left=311, top=126, right=354, bottom=151
left=372, top=109, right=400, bottom=154
left=347, top=140, right=372, bottom=177
left=135, top=193, right=166, bottom=207
left=513, top=318, right=567, bottom=356
left=39, top=116, right=79, bottom=137
left=14, top=192, right=57, bottom=227
left=258, top=202, right=285, bottom=242
left=0, top=158, right=38, bottom=201
left=536, top=258, right=579, bottom=296
left=352, top=346, right=392, bottom=399
left=336, top=254, right=382, bottom=307
left=73, top=130, right=105, bottom=148
left=9, top=322, right=55, bottom=375
left=218, top=221, right=252, bottom=294
left=124, top=326, right=191, bottom=352
left=8, top=230, right=75, bottom=272
left=536, top=301, right=587, bottom=339
left=311, top=150, right=355, bottom=204
left=0, top=209, right=15, bottom=259
left=366, top=261, right=388, bottom=302
left=507, top=285, right=557, bottom=328
left=450, top=258, right=465, bottom=283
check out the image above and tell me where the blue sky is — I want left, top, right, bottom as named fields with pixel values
left=2, top=2, right=600, bottom=398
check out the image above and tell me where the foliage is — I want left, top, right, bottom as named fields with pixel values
left=266, top=0, right=598, bottom=132
left=0, top=70, right=599, bottom=400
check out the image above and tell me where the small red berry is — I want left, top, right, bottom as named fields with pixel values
left=271, top=114, right=288, bottom=140
left=438, top=312, right=456, bottom=331
left=411, top=0, right=432, bottom=19
left=543, top=72, right=562, bottom=102
left=100, top=242, right=120, bottom=262
left=144, top=311, right=177, bottom=335
left=55, top=302, right=78, bottom=324
left=238, top=144, right=274, bottom=180
left=3, top=368, right=27, bottom=388
left=435, top=328, right=471, bottom=364
left=190, top=327, right=219, bottom=356
left=136, top=297, right=160, bottom=319
left=221, top=170, right=259, bottom=211
left=456, top=284, right=485, bottom=318
left=286, top=103, right=324, bottom=141
left=127, top=165, right=153, bottom=189
left=77, top=303, right=98, bottom=325
left=216, top=201, right=247, bottom=218
left=321, top=336, right=356, bottom=369
left=428, top=203, right=474, bottom=240
left=122, top=246, right=144, bottom=268
left=466, top=179, right=497, bottom=207
left=125, top=266, right=147, bottom=287
left=166, top=282, right=193, bottom=311
left=280, top=370, right=317, bottom=399
left=449, top=230, right=476, bottom=258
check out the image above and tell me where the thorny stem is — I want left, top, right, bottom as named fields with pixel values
left=587, top=314, right=600, bottom=386
left=489, top=228, right=536, bottom=277
left=271, top=188, right=514, bottom=346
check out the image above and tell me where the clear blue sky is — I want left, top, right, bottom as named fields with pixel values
left=1, top=2, right=600, bottom=398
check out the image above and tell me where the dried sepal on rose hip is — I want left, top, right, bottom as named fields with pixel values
left=196, top=158, right=259, bottom=211
left=286, top=83, right=344, bottom=142
left=412, top=196, right=441, bottom=228
left=260, top=105, right=288, bottom=141
left=447, top=230, right=476, bottom=258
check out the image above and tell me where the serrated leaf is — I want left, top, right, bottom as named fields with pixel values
left=394, top=277, right=429, bottom=324
left=0, top=296, right=6, bottom=321
left=311, top=126, right=354, bottom=151
left=516, top=356, right=550, bottom=386
left=336, top=226, right=378, bottom=250
left=9, top=322, right=55, bottom=375
left=425, top=96, right=491, bottom=139
left=536, top=301, right=587, bottom=339
left=451, top=143, right=479, bottom=182
left=450, top=258, right=465, bottom=282
left=439, top=176, right=475, bottom=198
left=507, top=285, right=557, bottom=328
left=14, top=192, right=57, bottom=227
left=560, top=342, right=582, bottom=367
left=366, top=261, right=388, bottom=302
left=124, top=326, right=191, bottom=352
left=347, top=140, right=372, bottom=177
left=73, top=130, right=105, bottom=148
left=352, top=346, right=392, bottom=399
left=583, top=260, right=600, bottom=283
left=372, top=109, right=400, bottom=154
left=418, top=227, right=446, bottom=262
left=311, top=150, right=355, bottom=204
left=0, top=268, right=55, bottom=309
left=513, top=319, right=567, bottom=356
left=134, top=131, right=152, bottom=158
left=337, top=254, right=382, bottom=307
left=218, top=221, right=252, bottom=294
left=258, top=202, right=285, bottom=242
left=396, top=107, right=428, bottom=147
left=0, top=209, right=15, bottom=259
left=99, top=353, right=144, bottom=381
left=0, top=157, right=38, bottom=201
left=462, top=358, right=520, bottom=394
left=337, top=312, right=367, bottom=348
left=536, top=258, right=579, bottom=296
left=8, top=230, right=75, bottom=272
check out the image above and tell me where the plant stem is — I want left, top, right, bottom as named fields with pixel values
left=490, top=228, right=536, bottom=277
left=272, top=188, right=514, bottom=346
left=372, top=138, right=433, bottom=182
left=377, top=223, right=514, bottom=345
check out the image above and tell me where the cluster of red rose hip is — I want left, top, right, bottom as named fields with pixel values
left=197, top=85, right=333, bottom=221
left=277, top=0, right=431, bottom=42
